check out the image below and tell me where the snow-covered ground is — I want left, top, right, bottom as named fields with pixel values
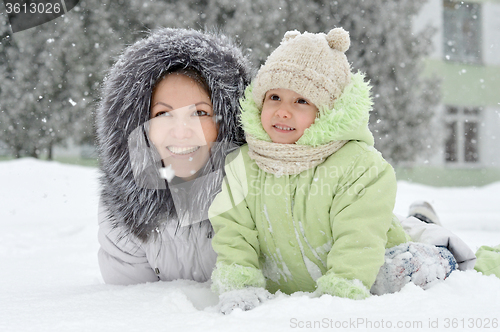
left=1, top=158, right=499, bottom=332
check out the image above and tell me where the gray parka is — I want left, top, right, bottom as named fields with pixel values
left=96, top=28, right=252, bottom=285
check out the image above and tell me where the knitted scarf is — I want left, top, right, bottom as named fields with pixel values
left=246, top=134, right=348, bottom=176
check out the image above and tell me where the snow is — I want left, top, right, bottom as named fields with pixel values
left=159, top=165, right=175, bottom=182
left=1, top=158, right=499, bottom=332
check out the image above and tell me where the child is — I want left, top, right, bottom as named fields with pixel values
left=208, top=28, right=469, bottom=313
left=96, top=28, right=251, bottom=285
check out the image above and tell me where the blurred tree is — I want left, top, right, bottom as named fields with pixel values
left=0, top=9, right=86, bottom=158
left=0, top=0, right=196, bottom=158
left=324, top=1, right=441, bottom=164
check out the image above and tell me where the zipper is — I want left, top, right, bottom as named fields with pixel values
left=151, top=234, right=161, bottom=280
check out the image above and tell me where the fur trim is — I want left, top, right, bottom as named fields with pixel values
left=316, top=273, right=371, bottom=300
left=239, top=83, right=272, bottom=143
left=239, top=72, right=374, bottom=147
left=211, top=263, right=266, bottom=294
left=96, top=28, right=252, bottom=242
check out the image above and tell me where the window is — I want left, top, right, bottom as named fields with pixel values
left=443, top=0, right=482, bottom=64
left=445, top=106, right=481, bottom=164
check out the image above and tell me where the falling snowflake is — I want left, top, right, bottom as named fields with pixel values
left=159, top=165, right=175, bottom=182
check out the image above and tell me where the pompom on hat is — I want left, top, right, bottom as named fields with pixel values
left=252, top=28, right=352, bottom=110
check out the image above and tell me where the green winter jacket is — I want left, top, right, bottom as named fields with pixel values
left=209, top=73, right=409, bottom=299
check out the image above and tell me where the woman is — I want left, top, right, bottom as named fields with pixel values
left=96, top=28, right=252, bottom=285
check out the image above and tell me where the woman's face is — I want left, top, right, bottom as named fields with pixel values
left=149, top=73, right=217, bottom=181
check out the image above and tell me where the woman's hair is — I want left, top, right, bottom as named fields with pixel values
left=152, top=67, right=212, bottom=105
left=175, top=67, right=211, bottom=97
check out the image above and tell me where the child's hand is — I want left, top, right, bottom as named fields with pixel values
left=218, top=287, right=273, bottom=314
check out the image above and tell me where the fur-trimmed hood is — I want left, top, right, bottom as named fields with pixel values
left=96, top=28, right=252, bottom=242
left=239, top=72, right=374, bottom=147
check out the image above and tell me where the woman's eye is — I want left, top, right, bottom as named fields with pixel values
left=193, top=110, right=209, bottom=116
left=154, top=111, right=171, bottom=117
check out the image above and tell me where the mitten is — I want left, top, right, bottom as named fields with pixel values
left=316, top=274, right=371, bottom=300
left=371, top=242, right=457, bottom=295
left=218, top=287, right=273, bottom=315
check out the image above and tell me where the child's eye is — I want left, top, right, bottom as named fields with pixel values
left=296, top=98, right=308, bottom=105
left=270, top=94, right=280, bottom=101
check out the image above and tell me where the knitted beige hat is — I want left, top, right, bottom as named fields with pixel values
left=252, top=28, right=351, bottom=110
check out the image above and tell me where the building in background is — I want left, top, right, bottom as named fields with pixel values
left=413, top=0, right=500, bottom=181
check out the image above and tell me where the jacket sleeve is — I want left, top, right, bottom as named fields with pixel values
left=317, top=148, right=397, bottom=299
left=97, top=197, right=158, bottom=285
left=209, top=151, right=266, bottom=294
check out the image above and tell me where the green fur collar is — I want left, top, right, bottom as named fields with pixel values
left=239, top=72, right=374, bottom=147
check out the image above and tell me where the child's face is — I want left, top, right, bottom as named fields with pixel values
left=261, top=89, right=318, bottom=144
left=149, top=73, right=217, bottom=180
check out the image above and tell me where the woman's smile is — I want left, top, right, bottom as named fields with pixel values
left=167, top=145, right=201, bottom=156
